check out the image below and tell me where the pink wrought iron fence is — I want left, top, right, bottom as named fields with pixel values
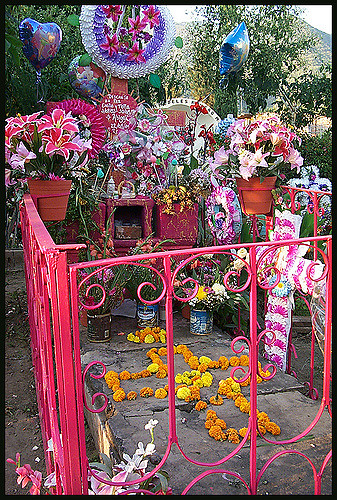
left=19, top=189, right=331, bottom=495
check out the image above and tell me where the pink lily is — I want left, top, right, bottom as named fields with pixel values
left=100, top=33, right=120, bottom=57
left=101, top=4, right=123, bottom=21
left=16, top=463, right=34, bottom=489
left=286, top=147, right=303, bottom=173
left=42, top=128, right=82, bottom=160
left=6, top=111, right=42, bottom=128
left=9, top=142, right=36, bottom=169
left=126, top=42, right=146, bottom=63
left=142, top=5, right=160, bottom=28
left=128, top=15, right=147, bottom=41
left=248, top=148, right=270, bottom=170
left=37, top=109, right=79, bottom=134
left=29, top=470, right=42, bottom=495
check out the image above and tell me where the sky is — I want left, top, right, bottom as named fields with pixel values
left=169, top=5, right=332, bottom=34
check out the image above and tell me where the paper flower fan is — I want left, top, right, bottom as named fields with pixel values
left=79, top=5, right=176, bottom=79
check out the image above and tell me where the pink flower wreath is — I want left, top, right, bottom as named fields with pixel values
left=46, top=99, right=106, bottom=159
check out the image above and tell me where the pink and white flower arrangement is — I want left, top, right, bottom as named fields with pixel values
left=209, top=113, right=303, bottom=184
left=5, top=108, right=92, bottom=187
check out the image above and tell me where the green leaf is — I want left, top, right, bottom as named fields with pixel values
left=67, top=14, right=80, bottom=26
left=78, top=53, right=92, bottom=66
left=175, top=36, right=183, bottom=48
left=149, top=73, right=161, bottom=89
left=6, top=33, right=22, bottom=47
left=8, top=45, right=20, bottom=66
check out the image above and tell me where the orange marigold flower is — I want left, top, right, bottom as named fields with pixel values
left=234, top=395, right=246, bottom=407
left=195, top=400, right=207, bottom=411
left=218, top=356, right=229, bottom=370
left=208, top=360, right=219, bottom=369
left=210, top=395, right=224, bottom=405
left=131, top=372, right=142, bottom=380
left=257, top=424, right=267, bottom=435
left=188, top=355, right=199, bottom=369
left=198, top=363, right=208, bottom=373
left=176, top=344, right=187, bottom=354
left=239, top=401, right=251, bottom=413
left=205, top=419, right=214, bottom=429
left=146, top=347, right=158, bottom=357
left=257, top=411, right=270, bottom=424
left=206, top=409, right=217, bottom=421
left=140, top=387, right=154, bottom=398
left=157, top=347, right=167, bottom=356
left=113, top=388, right=126, bottom=402
left=265, top=421, right=281, bottom=435
left=239, top=354, right=249, bottom=366
left=140, top=369, right=152, bottom=378
left=105, top=370, right=119, bottom=380
left=127, top=391, right=137, bottom=400
left=119, top=370, right=131, bottom=380
left=239, top=427, right=250, bottom=439
left=229, top=356, right=240, bottom=366
left=156, top=368, right=167, bottom=379
left=240, top=378, right=250, bottom=387
left=215, top=418, right=226, bottom=429
left=164, top=384, right=169, bottom=392
left=185, top=386, right=200, bottom=402
left=209, top=425, right=226, bottom=441
left=105, top=377, right=120, bottom=390
left=226, top=428, right=240, bottom=443
left=155, top=388, right=167, bottom=399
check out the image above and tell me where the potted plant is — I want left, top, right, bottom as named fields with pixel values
left=5, top=108, right=92, bottom=221
left=208, top=113, right=304, bottom=215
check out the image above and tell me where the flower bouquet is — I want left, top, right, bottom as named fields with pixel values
left=209, top=113, right=303, bottom=184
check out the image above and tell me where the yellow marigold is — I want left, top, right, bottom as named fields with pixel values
left=265, top=421, right=281, bottom=435
left=239, top=401, right=251, bottom=413
left=127, top=391, right=137, bottom=400
left=206, top=409, right=217, bottom=421
left=155, top=388, right=167, bottom=399
left=188, top=356, right=200, bottom=370
left=131, top=372, right=142, bottom=380
left=195, top=400, right=207, bottom=411
left=173, top=345, right=177, bottom=354
left=199, top=355, right=212, bottom=366
left=239, top=427, right=250, bottom=439
left=201, top=372, right=213, bottom=387
left=113, top=388, right=126, bottom=402
left=210, top=395, right=224, bottom=406
left=198, top=363, right=208, bottom=373
left=218, top=356, right=229, bottom=370
left=147, top=363, right=159, bottom=373
left=146, top=347, right=158, bottom=357
left=144, top=334, right=155, bottom=343
left=157, top=347, right=167, bottom=356
left=239, top=354, right=249, bottom=366
left=175, top=384, right=187, bottom=393
left=226, top=428, right=240, bottom=443
left=231, top=381, right=241, bottom=393
left=127, top=333, right=136, bottom=341
left=229, top=356, right=240, bottom=367
left=215, top=418, right=226, bottom=429
left=133, top=336, right=141, bottom=343
left=176, top=387, right=191, bottom=400
left=140, top=369, right=152, bottom=378
left=105, top=370, right=119, bottom=380
left=209, top=425, right=226, bottom=441
left=119, top=370, right=131, bottom=380
left=156, top=368, right=167, bottom=379
left=193, top=378, right=204, bottom=389
left=140, top=387, right=154, bottom=398
left=159, top=332, right=166, bottom=343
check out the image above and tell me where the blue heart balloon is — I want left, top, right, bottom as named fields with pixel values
left=19, top=18, right=62, bottom=73
left=219, top=21, right=249, bottom=87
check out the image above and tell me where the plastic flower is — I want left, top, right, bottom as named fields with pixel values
left=100, top=33, right=120, bottom=57
left=142, top=5, right=160, bottom=28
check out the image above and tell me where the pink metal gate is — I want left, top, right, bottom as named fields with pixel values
left=20, top=189, right=331, bottom=495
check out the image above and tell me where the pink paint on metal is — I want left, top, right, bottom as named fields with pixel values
left=19, top=189, right=331, bottom=495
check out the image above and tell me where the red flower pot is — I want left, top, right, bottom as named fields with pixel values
left=236, top=176, right=276, bottom=215
left=27, top=179, right=72, bottom=221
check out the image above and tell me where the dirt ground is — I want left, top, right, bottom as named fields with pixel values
left=4, top=265, right=329, bottom=495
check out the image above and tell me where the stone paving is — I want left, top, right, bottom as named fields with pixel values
left=80, top=310, right=332, bottom=495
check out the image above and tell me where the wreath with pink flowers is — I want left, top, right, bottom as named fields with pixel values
left=46, top=99, right=106, bottom=159
left=206, top=186, right=242, bottom=245
left=79, top=5, right=176, bottom=79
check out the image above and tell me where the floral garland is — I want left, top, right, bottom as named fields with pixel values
left=206, top=186, right=242, bottom=245
left=46, top=99, right=106, bottom=159
left=79, top=5, right=176, bottom=79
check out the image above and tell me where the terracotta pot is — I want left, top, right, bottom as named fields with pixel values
left=27, top=179, right=72, bottom=221
left=235, top=176, right=276, bottom=215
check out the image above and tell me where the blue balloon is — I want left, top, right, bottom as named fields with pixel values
left=219, top=21, right=249, bottom=87
left=19, top=18, right=62, bottom=73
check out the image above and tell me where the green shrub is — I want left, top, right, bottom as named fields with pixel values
left=298, top=129, right=332, bottom=181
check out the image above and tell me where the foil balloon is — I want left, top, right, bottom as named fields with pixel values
left=68, top=55, right=106, bottom=99
left=219, top=21, right=249, bottom=88
left=19, top=18, right=62, bottom=73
